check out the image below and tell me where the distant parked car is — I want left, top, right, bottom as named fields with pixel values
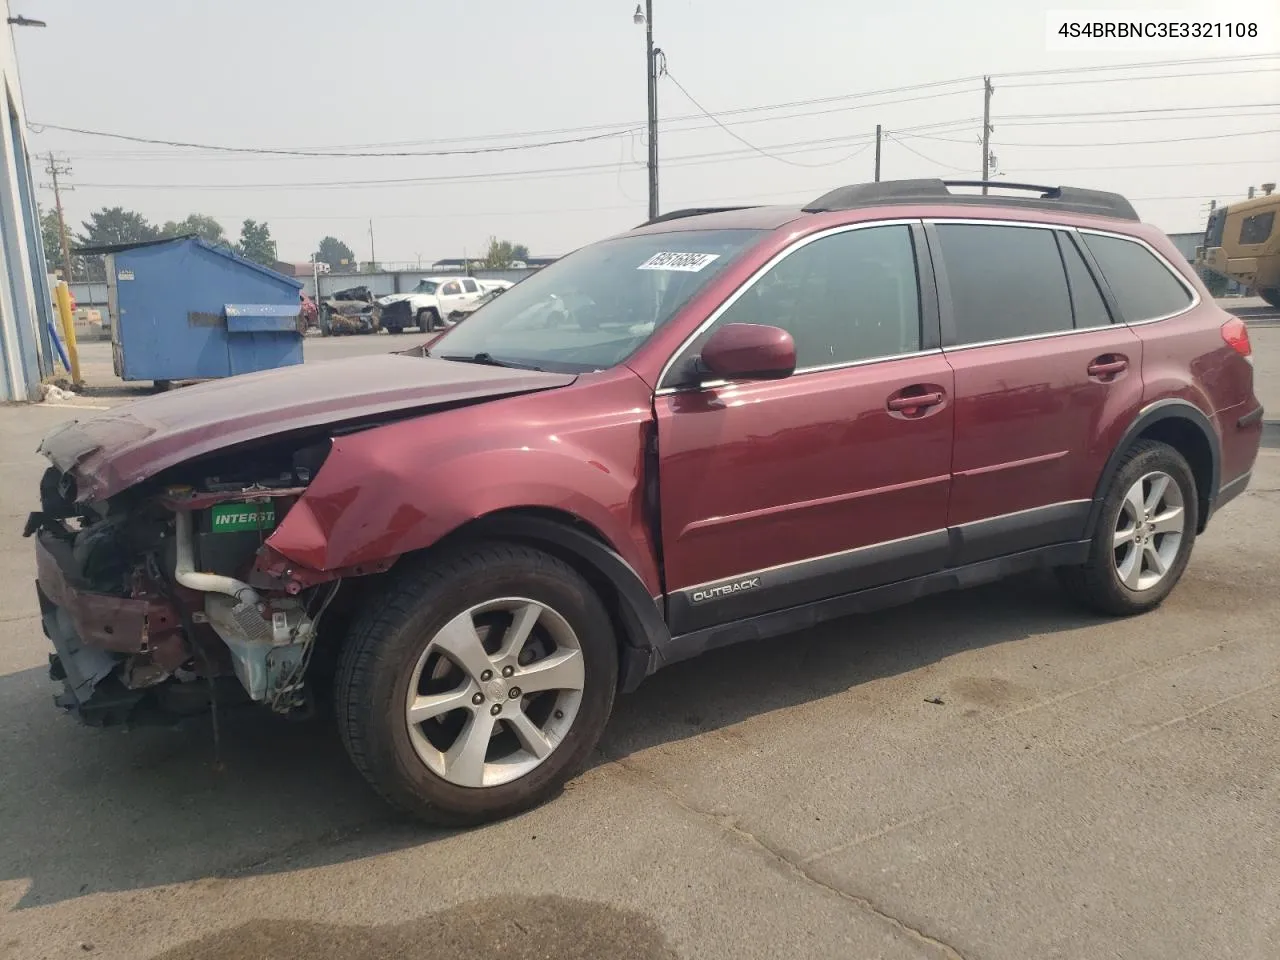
left=319, top=286, right=381, bottom=336
left=378, top=277, right=513, bottom=333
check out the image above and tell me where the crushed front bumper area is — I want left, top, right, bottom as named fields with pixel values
left=34, top=531, right=187, bottom=726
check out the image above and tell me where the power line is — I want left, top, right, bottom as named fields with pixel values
left=898, top=126, right=1280, bottom=148
left=664, top=69, right=876, bottom=169
left=26, top=121, right=638, bottom=158
left=1012, top=158, right=1278, bottom=173
left=998, top=102, right=1280, bottom=122
left=991, top=51, right=1280, bottom=79
left=886, top=135, right=975, bottom=173
left=1001, top=66, right=1280, bottom=89
left=30, top=54, right=1278, bottom=160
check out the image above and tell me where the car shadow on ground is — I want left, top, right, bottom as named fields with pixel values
left=0, top=571, right=1101, bottom=909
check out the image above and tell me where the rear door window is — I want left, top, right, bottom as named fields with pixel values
left=1080, top=233, right=1193, bottom=322
left=934, top=224, right=1073, bottom=345
left=1239, top=212, right=1275, bottom=245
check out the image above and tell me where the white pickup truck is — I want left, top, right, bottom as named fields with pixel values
left=376, top=277, right=512, bottom=333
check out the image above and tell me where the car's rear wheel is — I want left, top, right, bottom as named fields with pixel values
left=1058, top=440, right=1198, bottom=616
left=1259, top=287, right=1280, bottom=310
left=335, top=542, right=618, bottom=824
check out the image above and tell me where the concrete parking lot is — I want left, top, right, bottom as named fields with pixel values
left=1, top=330, right=1278, bottom=960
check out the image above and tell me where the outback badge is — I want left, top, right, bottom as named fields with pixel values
left=690, top=577, right=762, bottom=604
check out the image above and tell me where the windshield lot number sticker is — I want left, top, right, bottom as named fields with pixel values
left=638, top=252, right=721, bottom=272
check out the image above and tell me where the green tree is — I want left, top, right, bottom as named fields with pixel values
left=40, top=208, right=63, bottom=271
left=75, top=206, right=160, bottom=247
left=482, top=236, right=529, bottom=269
left=315, top=235, right=355, bottom=269
left=161, top=213, right=228, bottom=247
left=236, top=219, right=277, bottom=266
left=74, top=206, right=160, bottom=281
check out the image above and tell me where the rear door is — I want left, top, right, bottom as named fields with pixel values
left=655, top=222, right=955, bottom=634
left=436, top=279, right=467, bottom=318
left=929, top=220, right=1143, bottom=564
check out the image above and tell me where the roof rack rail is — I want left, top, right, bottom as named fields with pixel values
left=638, top=206, right=757, bottom=227
left=802, top=179, right=1139, bottom=222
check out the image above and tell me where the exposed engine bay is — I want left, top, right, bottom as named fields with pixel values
left=26, top=437, right=342, bottom=726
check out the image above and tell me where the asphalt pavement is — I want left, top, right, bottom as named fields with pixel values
left=1, top=332, right=1278, bottom=960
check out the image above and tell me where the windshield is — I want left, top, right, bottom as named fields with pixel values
left=429, top=229, right=761, bottom=371
left=413, top=280, right=439, bottom=294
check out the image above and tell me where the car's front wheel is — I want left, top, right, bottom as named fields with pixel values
left=335, top=542, right=618, bottom=824
left=1058, top=440, right=1198, bottom=616
left=416, top=308, right=441, bottom=332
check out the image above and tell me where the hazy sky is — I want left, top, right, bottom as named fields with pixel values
left=9, top=0, right=1279, bottom=263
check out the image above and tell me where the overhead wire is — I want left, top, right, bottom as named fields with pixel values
left=884, top=134, right=976, bottom=173
left=896, top=126, right=1280, bottom=148
left=663, top=69, right=876, bottom=168
left=29, top=53, right=1279, bottom=159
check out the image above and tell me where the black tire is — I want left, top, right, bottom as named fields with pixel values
left=1259, top=288, right=1280, bottom=310
left=417, top=308, right=441, bottom=332
left=335, top=541, right=618, bottom=825
left=1058, top=440, right=1198, bottom=616
left=385, top=325, right=403, bottom=335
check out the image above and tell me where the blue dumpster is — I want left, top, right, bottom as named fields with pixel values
left=80, top=235, right=305, bottom=385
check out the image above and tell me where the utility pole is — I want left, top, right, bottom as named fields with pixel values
left=368, top=218, right=376, bottom=271
left=874, top=124, right=882, bottom=182
left=43, top=152, right=75, bottom=281
left=981, top=76, right=994, bottom=194
left=635, top=1, right=659, bottom=220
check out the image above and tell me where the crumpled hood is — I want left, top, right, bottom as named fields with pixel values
left=377, top=293, right=424, bottom=306
left=39, top=353, right=576, bottom=502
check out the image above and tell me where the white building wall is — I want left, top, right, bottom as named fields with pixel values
left=0, top=3, right=55, bottom=401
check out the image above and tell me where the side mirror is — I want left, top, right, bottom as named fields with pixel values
left=697, top=323, right=796, bottom=382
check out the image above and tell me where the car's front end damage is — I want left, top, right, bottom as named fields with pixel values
left=28, top=437, right=340, bottom=726
left=24, top=352, right=580, bottom=728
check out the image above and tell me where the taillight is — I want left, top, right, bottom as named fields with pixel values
left=1221, top=317, right=1252, bottom=359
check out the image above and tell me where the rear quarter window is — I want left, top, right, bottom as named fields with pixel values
left=1239, top=212, right=1275, bottom=246
left=1080, top=233, right=1192, bottom=322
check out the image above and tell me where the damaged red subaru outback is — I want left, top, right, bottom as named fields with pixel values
left=29, top=180, right=1263, bottom=824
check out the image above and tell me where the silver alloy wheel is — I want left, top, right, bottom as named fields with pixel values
left=1113, top=470, right=1185, bottom=591
left=404, top=598, right=585, bottom=788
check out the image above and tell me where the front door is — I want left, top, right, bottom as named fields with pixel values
left=928, top=221, right=1144, bottom=564
left=655, top=222, right=955, bottom=634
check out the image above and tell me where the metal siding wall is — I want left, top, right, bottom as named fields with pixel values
left=0, top=22, right=52, bottom=401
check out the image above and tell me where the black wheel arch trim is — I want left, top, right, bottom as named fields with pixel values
left=463, top=513, right=669, bottom=692
left=1086, top=398, right=1221, bottom=536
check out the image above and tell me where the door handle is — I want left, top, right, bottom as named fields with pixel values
left=1087, top=356, right=1128, bottom=379
left=887, top=391, right=943, bottom=412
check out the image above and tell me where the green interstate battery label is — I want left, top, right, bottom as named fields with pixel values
left=209, top=502, right=277, bottom=533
